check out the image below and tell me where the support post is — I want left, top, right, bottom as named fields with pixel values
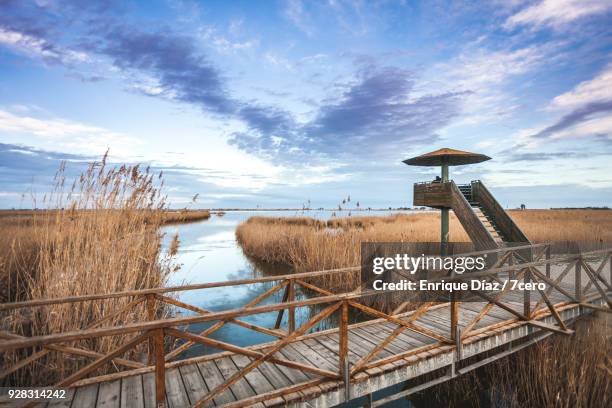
left=339, top=301, right=350, bottom=402
left=288, top=280, right=295, bottom=334
left=575, top=258, right=582, bottom=302
left=450, top=295, right=458, bottom=342
left=146, top=294, right=156, bottom=365
left=523, top=268, right=531, bottom=319
left=545, top=245, right=551, bottom=278
left=153, top=328, right=166, bottom=408
left=441, top=160, right=449, bottom=256
left=455, top=325, right=462, bottom=361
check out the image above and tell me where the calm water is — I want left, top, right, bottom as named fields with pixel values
left=160, top=210, right=414, bottom=355
left=161, top=210, right=424, bottom=407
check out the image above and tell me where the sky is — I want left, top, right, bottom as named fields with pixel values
left=1, top=0, right=611, bottom=209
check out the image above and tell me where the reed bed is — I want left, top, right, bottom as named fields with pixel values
left=0, top=208, right=210, bottom=225
left=236, top=210, right=612, bottom=291
left=0, top=157, right=179, bottom=386
left=417, top=313, right=611, bottom=407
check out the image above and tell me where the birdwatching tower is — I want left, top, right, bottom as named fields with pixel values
left=403, top=148, right=530, bottom=254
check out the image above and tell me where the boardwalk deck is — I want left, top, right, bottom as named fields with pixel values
left=17, top=282, right=605, bottom=408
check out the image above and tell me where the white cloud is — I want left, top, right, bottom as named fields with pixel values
left=550, top=64, right=612, bottom=109
left=0, top=110, right=140, bottom=155
left=504, top=0, right=612, bottom=30
left=264, top=52, right=294, bottom=70
left=283, top=0, right=314, bottom=36
left=442, top=45, right=548, bottom=89
left=0, top=27, right=89, bottom=64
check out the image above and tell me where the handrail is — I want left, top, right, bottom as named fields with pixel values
left=1, top=246, right=609, bottom=353
left=1, top=243, right=610, bottom=408
left=0, top=243, right=551, bottom=311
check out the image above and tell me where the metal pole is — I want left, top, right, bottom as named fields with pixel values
left=441, top=160, right=449, bottom=256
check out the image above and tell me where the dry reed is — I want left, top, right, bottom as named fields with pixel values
left=0, top=156, right=179, bottom=386
left=417, top=313, right=611, bottom=407
left=236, top=210, right=612, bottom=291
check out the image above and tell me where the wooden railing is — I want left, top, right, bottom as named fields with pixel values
left=1, top=244, right=610, bottom=407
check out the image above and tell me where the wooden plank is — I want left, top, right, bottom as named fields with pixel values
left=273, top=345, right=316, bottom=381
left=363, top=321, right=425, bottom=349
left=97, top=379, right=121, bottom=408
left=230, top=354, right=284, bottom=407
left=71, top=384, right=99, bottom=408
left=351, top=327, right=407, bottom=356
left=214, top=357, right=259, bottom=404
left=142, top=372, right=163, bottom=408
left=120, top=375, right=144, bottom=408
left=197, top=361, right=236, bottom=406
left=178, top=364, right=209, bottom=407
left=291, top=340, right=338, bottom=373
left=164, top=368, right=190, bottom=408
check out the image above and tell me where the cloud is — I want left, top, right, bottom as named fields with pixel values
left=230, top=66, right=465, bottom=160
left=533, top=101, right=612, bottom=139
left=0, top=27, right=89, bottom=65
left=0, top=109, right=140, bottom=154
left=504, top=0, right=612, bottom=31
left=550, top=64, right=612, bottom=109
left=100, top=27, right=236, bottom=115
left=283, top=0, right=314, bottom=36
left=506, top=151, right=593, bottom=162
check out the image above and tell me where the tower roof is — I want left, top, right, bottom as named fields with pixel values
left=403, top=148, right=491, bottom=166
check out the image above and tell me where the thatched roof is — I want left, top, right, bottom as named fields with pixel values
left=403, top=148, right=491, bottom=166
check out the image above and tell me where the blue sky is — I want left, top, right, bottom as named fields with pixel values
left=1, top=0, right=611, bottom=209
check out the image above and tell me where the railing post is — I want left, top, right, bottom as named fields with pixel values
left=523, top=267, right=531, bottom=319
left=575, top=257, right=582, bottom=302
left=153, top=328, right=166, bottom=408
left=545, top=245, right=551, bottom=278
left=339, top=300, right=350, bottom=402
left=455, top=325, right=462, bottom=361
left=288, top=280, right=295, bottom=334
left=609, top=251, right=611, bottom=289
left=146, top=294, right=156, bottom=365
left=450, top=294, right=458, bottom=341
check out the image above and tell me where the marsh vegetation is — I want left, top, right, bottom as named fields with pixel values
left=0, top=158, right=179, bottom=385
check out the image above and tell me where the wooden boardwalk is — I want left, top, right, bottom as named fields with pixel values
left=33, top=287, right=604, bottom=408
left=1, top=245, right=610, bottom=408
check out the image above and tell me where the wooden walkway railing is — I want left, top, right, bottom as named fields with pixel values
left=1, top=243, right=611, bottom=407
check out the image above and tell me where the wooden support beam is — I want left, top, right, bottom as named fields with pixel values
left=582, top=263, right=612, bottom=308
left=153, top=329, right=166, bottom=408
left=575, top=259, right=582, bottom=301
left=146, top=294, right=156, bottom=366
left=582, top=255, right=612, bottom=293
left=351, top=302, right=434, bottom=375
left=531, top=275, right=568, bottom=331
left=529, top=268, right=579, bottom=303
left=164, top=328, right=339, bottom=379
left=288, top=280, right=296, bottom=334
left=164, top=280, right=288, bottom=361
left=339, top=300, right=350, bottom=402
left=349, top=301, right=452, bottom=343
left=192, top=302, right=341, bottom=408
left=55, top=332, right=148, bottom=388
left=274, top=283, right=291, bottom=330
left=533, top=261, right=576, bottom=312
left=527, top=320, right=573, bottom=335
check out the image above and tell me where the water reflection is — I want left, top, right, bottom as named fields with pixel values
left=160, top=210, right=412, bottom=359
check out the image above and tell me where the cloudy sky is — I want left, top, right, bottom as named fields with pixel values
left=1, top=0, right=611, bottom=209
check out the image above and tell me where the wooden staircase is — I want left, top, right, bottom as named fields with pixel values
left=457, top=181, right=530, bottom=246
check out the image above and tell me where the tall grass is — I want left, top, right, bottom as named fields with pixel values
left=416, top=313, right=611, bottom=407
left=235, top=210, right=612, bottom=291
left=0, top=156, right=179, bottom=385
